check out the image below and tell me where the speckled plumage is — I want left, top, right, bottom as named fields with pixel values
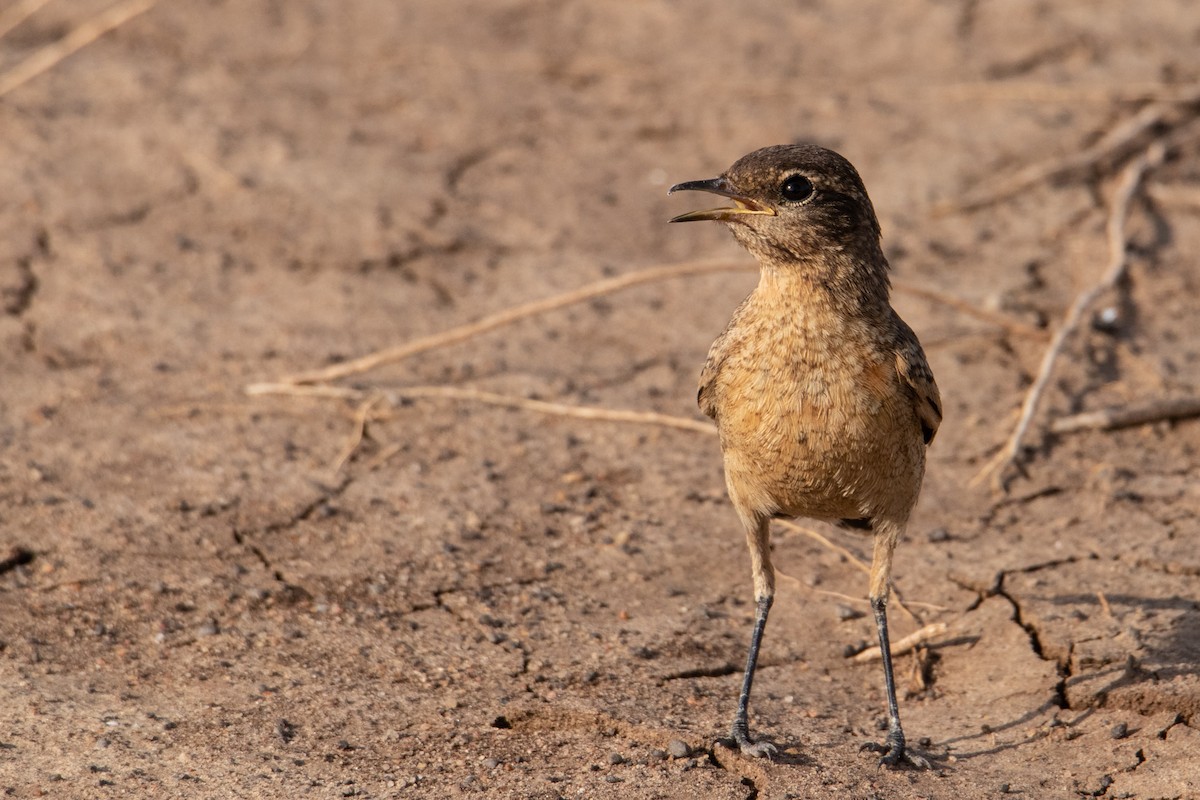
left=670, top=143, right=941, bottom=767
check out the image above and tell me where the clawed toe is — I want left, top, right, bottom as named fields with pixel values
left=731, top=730, right=778, bottom=760
left=860, top=740, right=930, bottom=769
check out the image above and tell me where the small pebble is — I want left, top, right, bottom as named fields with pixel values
left=1092, top=306, right=1121, bottom=333
left=1110, top=722, right=1129, bottom=740
left=927, top=528, right=950, bottom=543
left=608, top=752, right=625, bottom=765
left=648, top=748, right=668, bottom=762
left=604, top=774, right=624, bottom=783
left=667, top=739, right=690, bottom=759
left=482, top=758, right=500, bottom=770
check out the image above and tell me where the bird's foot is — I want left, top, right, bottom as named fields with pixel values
left=860, top=737, right=930, bottom=769
left=730, top=726, right=778, bottom=759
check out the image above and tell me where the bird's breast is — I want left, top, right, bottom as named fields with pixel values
left=709, top=308, right=924, bottom=521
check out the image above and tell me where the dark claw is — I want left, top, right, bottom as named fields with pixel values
left=860, top=739, right=931, bottom=769
left=732, top=727, right=778, bottom=760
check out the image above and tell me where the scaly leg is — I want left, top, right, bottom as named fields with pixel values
left=860, top=528, right=930, bottom=768
left=730, top=515, right=777, bottom=758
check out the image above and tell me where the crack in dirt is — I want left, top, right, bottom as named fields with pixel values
left=229, top=476, right=355, bottom=584
left=995, top=570, right=1072, bottom=709
left=3, top=229, right=47, bottom=318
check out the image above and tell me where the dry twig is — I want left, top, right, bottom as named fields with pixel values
left=776, top=521, right=924, bottom=625
left=1051, top=395, right=1200, bottom=434
left=247, top=381, right=715, bottom=435
left=0, top=0, right=54, bottom=42
left=894, top=278, right=1046, bottom=340
left=0, top=0, right=159, bottom=99
left=945, top=89, right=1198, bottom=213
left=972, top=141, right=1167, bottom=490
left=850, top=622, right=949, bottom=664
left=254, top=259, right=1032, bottom=390
left=330, top=393, right=384, bottom=472
left=272, top=260, right=749, bottom=386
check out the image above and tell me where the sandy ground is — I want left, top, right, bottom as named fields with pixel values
left=2, top=1, right=1200, bottom=798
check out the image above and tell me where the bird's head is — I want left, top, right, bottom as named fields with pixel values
left=669, top=144, right=883, bottom=266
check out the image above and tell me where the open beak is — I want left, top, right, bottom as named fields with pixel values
left=668, top=177, right=775, bottom=223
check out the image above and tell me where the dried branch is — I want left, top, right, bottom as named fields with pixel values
left=0, top=0, right=54, bottom=42
left=893, top=278, right=1046, bottom=340
left=775, top=521, right=924, bottom=625
left=945, top=89, right=1198, bottom=213
left=273, top=260, right=748, bottom=386
left=247, top=381, right=715, bottom=435
left=330, top=393, right=384, bottom=472
left=254, top=259, right=1032, bottom=390
left=850, top=622, right=949, bottom=664
left=0, top=0, right=159, bottom=99
left=1050, top=396, right=1200, bottom=434
left=972, top=141, right=1168, bottom=490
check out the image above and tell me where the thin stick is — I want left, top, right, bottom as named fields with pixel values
left=0, top=0, right=55, bottom=42
left=946, top=93, right=1196, bottom=213
left=275, top=260, right=749, bottom=386
left=330, top=393, right=384, bottom=472
left=777, top=521, right=868, bottom=575
left=363, top=441, right=406, bottom=472
left=391, top=386, right=716, bottom=433
left=775, top=521, right=923, bottom=625
left=972, top=141, right=1167, bottom=490
left=246, top=382, right=364, bottom=399
left=247, top=381, right=716, bottom=434
left=1051, top=396, right=1200, bottom=433
left=936, top=81, right=1200, bottom=106
left=0, top=0, right=159, bottom=99
left=1096, top=591, right=1113, bottom=619
left=893, top=278, right=1046, bottom=339
left=776, top=572, right=948, bottom=612
left=259, top=260, right=1029, bottom=388
left=850, top=622, right=949, bottom=663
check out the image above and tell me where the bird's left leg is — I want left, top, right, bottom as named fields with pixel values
left=860, top=524, right=930, bottom=769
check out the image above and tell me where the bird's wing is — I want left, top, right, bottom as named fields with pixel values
left=895, top=343, right=942, bottom=446
left=698, top=324, right=740, bottom=421
left=697, top=349, right=723, bottom=421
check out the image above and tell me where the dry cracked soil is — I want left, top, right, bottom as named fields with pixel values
left=2, top=1, right=1200, bottom=798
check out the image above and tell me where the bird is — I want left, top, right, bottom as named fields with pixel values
left=668, top=144, right=942, bottom=768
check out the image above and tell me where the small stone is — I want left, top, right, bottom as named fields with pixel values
left=648, top=748, right=668, bottom=762
left=927, top=528, right=950, bottom=543
left=1092, top=306, right=1121, bottom=333
left=1110, top=722, right=1129, bottom=740
left=482, top=758, right=500, bottom=770
left=608, top=752, right=625, bottom=765
left=604, top=774, right=624, bottom=783
left=667, top=739, right=690, bottom=759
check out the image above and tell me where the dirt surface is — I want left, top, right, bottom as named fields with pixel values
left=2, top=1, right=1200, bottom=798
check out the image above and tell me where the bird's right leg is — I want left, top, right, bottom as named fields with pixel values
left=730, top=514, right=777, bottom=759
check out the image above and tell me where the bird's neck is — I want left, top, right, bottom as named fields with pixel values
left=753, top=247, right=892, bottom=319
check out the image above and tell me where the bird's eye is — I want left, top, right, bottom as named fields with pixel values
left=780, top=175, right=814, bottom=203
